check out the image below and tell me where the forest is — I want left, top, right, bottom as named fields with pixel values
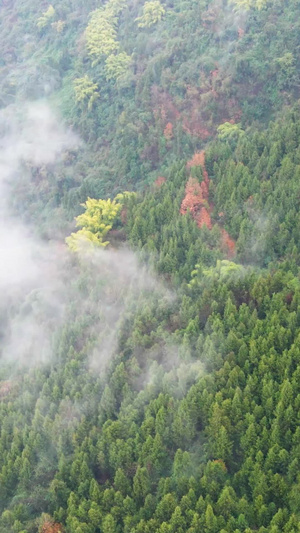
left=0, top=0, right=300, bottom=532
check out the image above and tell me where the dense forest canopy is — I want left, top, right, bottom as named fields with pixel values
left=0, top=0, right=300, bottom=532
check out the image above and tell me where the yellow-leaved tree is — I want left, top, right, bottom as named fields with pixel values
left=114, top=191, right=136, bottom=203
left=66, top=193, right=136, bottom=252
left=217, top=122, right=244, bottom=141
left=188, top=260, right=244, bottom=288
left=85, top=9, right=119, bottom=66
left=51, top=20, right=66, bottom=33
left=84, top=0, right=131, bottom=79
left=37, top=5, right=56, bottom=29
left=105, top=52, right=132, bottom=81
left=74, top=76, right=99, bottom=110
left=135, top=1, right=165, bottom=28
left=230, top=0, right=268, bottom=10
left=105, top=0, right=127, bottom=17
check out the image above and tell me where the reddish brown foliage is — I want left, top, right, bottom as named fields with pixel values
left=154, top=176, right=166, bottom=187
left=182, top=120, right=210, bottom=140
left=185, top=85, right=200, bottom=98
left=226, top=99, right=243, bottom=123
left=221, top=228, right=236, bottom=258
left=210, top=89, right=219, bottom=98
left=181, top=151, right=236, bottom=249
left=187, top=151, right=209, bottom=186
left=196, top=207, right=212, bottom=229
left=151, top=86, right=180, bottom=125
left=0, top=381, right=12, bottom=398
left=238, top=27, right=245, bottom=38
left=201, top=7, right=218, bottom=27
left=212, top=459, right=227, bottom=472
left=121, top=207, right=127, bottom=225
left=286, top=292, right=293, bottom=305
left=140, top=142, right=159, bottom=164
left=200, top=179, right=209, bottom=200
left=180, top=185, right=211, bottom=229
left=163, top=122, right=173, bottom=140
left=181, top=152, right=212, bottom=229
left=180, top=177, right=204, bottom=217
left=109, top=229, right=126, bottom=243
left=41, top=522, right=63, bottom=533
left=186, top=151, right=206, bottom=169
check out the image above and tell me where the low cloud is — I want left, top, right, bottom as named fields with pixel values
left=0, top=101, right=202, bottom=400
left=0, top=101, right=79, bottom=369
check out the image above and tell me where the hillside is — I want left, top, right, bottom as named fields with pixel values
left=0, top=0, right=300, bottom=532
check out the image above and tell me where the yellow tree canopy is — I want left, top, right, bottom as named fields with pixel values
left=74, top=76, right=99, bottom=110
left=217, top=122, right=244, bottom=141
left=66, top=228, right=109, bottom=252
left=114, top=191, right=136, bottom=203
left=135, top=1, right=165, bottom=28
left=37, top=5, right=55, bottom=29
left=85, top=9, right=119, bottom=66
left=84, top=0, right=129, bottom=71
left=189, top=260, right=244, bottom=288
left=105, top=0, right=127, bottom=17
left=75, top=198, right=121, bottom=231
left=51, top=20, right=66, bottom=33
left=66, top=195, right=136, bottom=253
left=105, top=52, right=132, bottom=81
left=230, top=0, right=268, bottom=10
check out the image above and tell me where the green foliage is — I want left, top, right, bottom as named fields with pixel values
left=208, top=111, right=300, bottom=264
left=2, top=0, right=300, bottom=532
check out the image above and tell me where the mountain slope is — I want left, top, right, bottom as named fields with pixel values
left=0, top=0, right=300, bottom=532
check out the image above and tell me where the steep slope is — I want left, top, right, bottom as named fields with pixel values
left=0, top=0, right=300, bottom=532
left=1, top=0, right=300, bottom=228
